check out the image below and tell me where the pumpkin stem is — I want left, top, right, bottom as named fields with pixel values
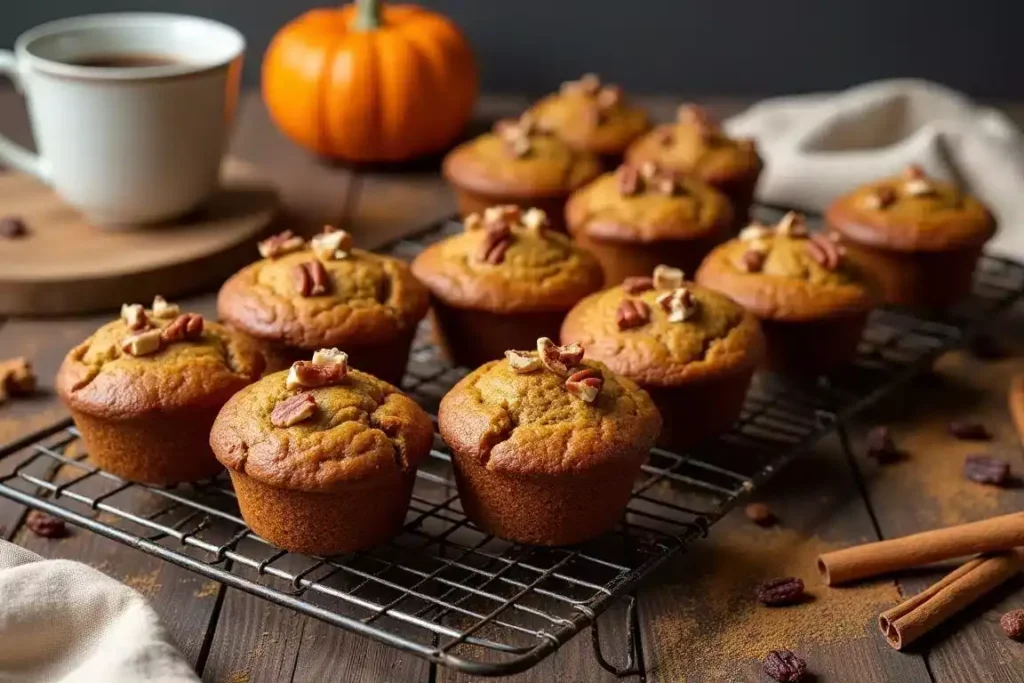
left=353, top=0, right=383, bottom=31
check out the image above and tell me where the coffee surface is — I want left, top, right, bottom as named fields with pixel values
left=69, top=53, right=181, bottom=68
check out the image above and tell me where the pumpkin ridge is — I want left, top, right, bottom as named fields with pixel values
left=315, top=29, right=348, bottom=155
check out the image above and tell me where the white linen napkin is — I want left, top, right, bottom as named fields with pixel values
left=0, top=540, right=199, bottom=683
left=724, top=79, right=1024, bottom=257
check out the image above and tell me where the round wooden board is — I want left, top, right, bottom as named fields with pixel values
left=0, top=158, right=277, bottom=316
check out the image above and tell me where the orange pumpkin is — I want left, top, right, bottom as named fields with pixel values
left=262, top=0, right=478, bottom=163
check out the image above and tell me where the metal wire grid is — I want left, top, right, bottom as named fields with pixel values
left=0, top=220, right=1022, bottom=677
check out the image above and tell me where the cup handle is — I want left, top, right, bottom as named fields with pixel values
left=0, top=50, right=48, bottom=181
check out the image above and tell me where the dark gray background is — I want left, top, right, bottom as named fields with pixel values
left=2, top=0, right=1020, bottom=98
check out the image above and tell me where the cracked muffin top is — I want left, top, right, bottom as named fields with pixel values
left=210, top=350, right=433, bottom=493
left=57, top=298, right=264, bottom=419
left=565, top=163, right=733, bottom=244
left=217, top=228, right=429, bottom=350
left=695, top=213, right=879, bottom=322
left=526, top=74, right=650, bottom=157
left=411, top=206, right=604, bottom=312
left=825, top=165, right=996, bottom=252
left=625, top=104, right=762, bottom=188
left=561, top=266, right=764, bottom=387
left=438, top=339, right=661, bottom=477
left=442, top=115, right=603, bottom=198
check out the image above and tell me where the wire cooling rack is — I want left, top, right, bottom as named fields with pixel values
left=1, top=212, right=1023, bottom=677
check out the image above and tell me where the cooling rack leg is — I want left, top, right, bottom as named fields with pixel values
left=590, top=594, right=640, bottom=677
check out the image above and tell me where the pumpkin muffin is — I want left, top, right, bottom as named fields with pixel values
left=562, top=265, right=763, bottom=448
left=442, top=114, right=603, bottom=232
left=210, top=349, right=433, bottom=555
left=566, top=162, right=734, bottom=285
left=218, top=228, right=429, bottom=383
left=439, top=338, right=661, bottom=545
left=825, top=165, right=996, bottom=308
left=56, top=298, right=264, bottom=485
left=411, top=206, right=604, bottom=368
left=526, top=73, right=649, bottom=162
left=625, top=104, right=763, bottom=226
left=696, top=213, right=878, bottom=375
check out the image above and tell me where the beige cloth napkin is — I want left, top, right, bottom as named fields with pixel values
left=725, top=79, right=1024, bottom=257
left=0, top=540, right=198, bottom=683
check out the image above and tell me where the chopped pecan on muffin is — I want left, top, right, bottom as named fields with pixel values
left=439, top=338, right=661, bottom=545
left=411, top=206, right=603, bottom=368
left=826, top=165, right=996, bottom=307
left=696, top=212, right=878, bottom=375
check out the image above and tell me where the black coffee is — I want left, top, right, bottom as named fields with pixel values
left=70, top=53, right=182, bottom=68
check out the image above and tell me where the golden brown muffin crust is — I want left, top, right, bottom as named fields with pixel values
left=565, top=165, right=734, bottom=244
left=56, top=313, right=264, bottom=419
left=527, top=74, right=649, bottom=156
left=210, top=367, right=433, bottom=493
left=411, top=208, right=604, bottom=312
left=696, top=217, right=878, bottom=322
left=442, top=119, right=603, bottom=198
left=218, top=247, right=429, bottom=350
left=561, top=281, right=764, bottom=387
left=439, top=356, right=661, bottom=477
left=826, top=167, right=996, bottom=252
left=625, top=105, right=762, bottom=186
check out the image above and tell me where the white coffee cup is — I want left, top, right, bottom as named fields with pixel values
left=0, top=13, right=244, bottom=225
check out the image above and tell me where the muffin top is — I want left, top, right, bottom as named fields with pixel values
left=566, top=162, right=734, bottom=244
left=625, top=104, right=762, bottom=186
left=695, top=213, right=878, bottom=321
left=442, top=115, right=603, bottom=198
left=411, top=206, right=604, bottom=312
left=218, top=228, right=429, bottom=349
left=57, top=297, right=264, bottom=419
left=826, top=165, right=996, bottom=252
left=526, top=74, right=650, bottom=156
left=210, top=349, right=433, bottom=493
left=561, top=265, right=764, bottom=387
left=438, top=338, right=661, bottom=477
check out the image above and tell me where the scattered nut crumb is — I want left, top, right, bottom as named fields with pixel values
left=25, top=510, right=68, bottom=538
left=948, top=420, right=991, bottom=441
left=0, top=215, right=28, bottom=239
left=1001, top=609, right=1024, bottom=640
left=0, top=357, right=37, bottom=404
left=744, top=503, right=776, bottom=526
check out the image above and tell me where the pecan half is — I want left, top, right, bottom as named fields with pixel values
left=120, top=328, right=163, bottom=357
left=963, top=454, right=1011, bottom=486
left=505, top=350, right=542, bottom=374
left=537, top=337, right=585, bottom=376
left=740, top=249, right=767, bottom=273
left=763, top=649, right=807, bottom=682
left=565, top=367, right=603, bottom=403
left=653, top=264, right=685, bottom=290
left=521, top=208, right=550, bottom=234
left=622, top=276, right=654, bottom=295
left=293, top=260, right=331, bottom=296
left=26, top=510, right=68, bottom=539
left=657, top=287, right=699, bottom=323
left=477, top=224, right=513, bottom=265
left=120, top=303, right=150, bottom=331
left=775, top=212, right=808, bottom=238
left=617, top=165, right=642, bottom=196
left=1001, top=609, right=1024, bottom=640
left=495, top=120, right=532, bottom=158
left=0, top=357, right=36, bottom=400
left=805, top=233, right=844, bottom=270
left=312, top=347, right=349, bottom=368
left=310, top=228, right=354, bottom=261
left=161, top=313, right=204, bottom=343
left=258, top=230, right=305, bottom=259
left=948, top=420, right=991, bottom=440
left=271, top=392, right=317, bottom=428
left=150, top=295, right=180, bottom=319
left=616, top=299, right=650, bottom=330
left=0, top=215, right=28, bottom=239
left=757, top=577, right=806, bottom=606
left=286, top=359, right=348, bottom=390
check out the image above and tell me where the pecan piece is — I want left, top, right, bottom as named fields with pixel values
left=654, top=174, right=678, bottom=196
left=26, top=510, right=68, bottom=539
left=596, top=85, right=622, bottom=109
left=745, top=503, right=776, bottom=527
left=740, top=249, right=767, bottom=273
left=616, top=299, right=650, bottom=330
left=775, top=211, right=808, bottom=238
left=521, top=208, right=550, bottom=234
left=805, top=233, right=844, bottom=270
left=0, top=357, right=36, bottom=401
left=271, top=392, right=317, bottom=427
left=622, top=276, right=654, bottom=295
left=963, top=454, right=1011, bottom=486
left=483, top=205, right=521, bottom=227
left=150, top=295, right=180, bottom=319
left=0, top=215, right=28, bottom=239
left=463, top=213, right=483, bottom=231
left=657, top=287, right=699, bottom=323
left=161, top=313, right=204, bottom=343
left=865, top=426, right=900, bottom=463
left=762, top=649, right=807, bottom=682
left=120, top=303, right=150, bottom=331
left=565, top=367, right=603, bottom=403
left=121, top=328, right=163, bottom=357
left=505, top=350, right=542, bottom=374
left=903, top=164, right=926, bottom=180
left=904, top=178, right=937, bottom=197
left=477, top=223, right=513, bottom=265
left=293, top=260, right=331, bottom=296
left=258, top=230, right=305, bottom=259
left=948, top=420, right=991, bottom=440
left=537, top=337, right=585, bottom=376
left=286, top=349, right=349, bottom=390
left=654, top=128, right=674, bottom=147
left=739, top=223, right=773, bottom=242
left=310, top=228, right=354, bottom=261
left=757, top=577, right=806, bottom=606
left=617, top=165, right=642, bottom=196
left=861, top=186, right=896, bottom=210
left=1001, top=609, right=1024, bottom=640
left=652, top=264, right=685, bottom=290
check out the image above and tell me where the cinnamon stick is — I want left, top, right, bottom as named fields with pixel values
left=817, top=512, right=1024, bottom=585
left=878, top=550, right=1022, bottom=650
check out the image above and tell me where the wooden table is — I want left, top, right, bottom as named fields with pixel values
left=0, top=88, right=1022, bottom=683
